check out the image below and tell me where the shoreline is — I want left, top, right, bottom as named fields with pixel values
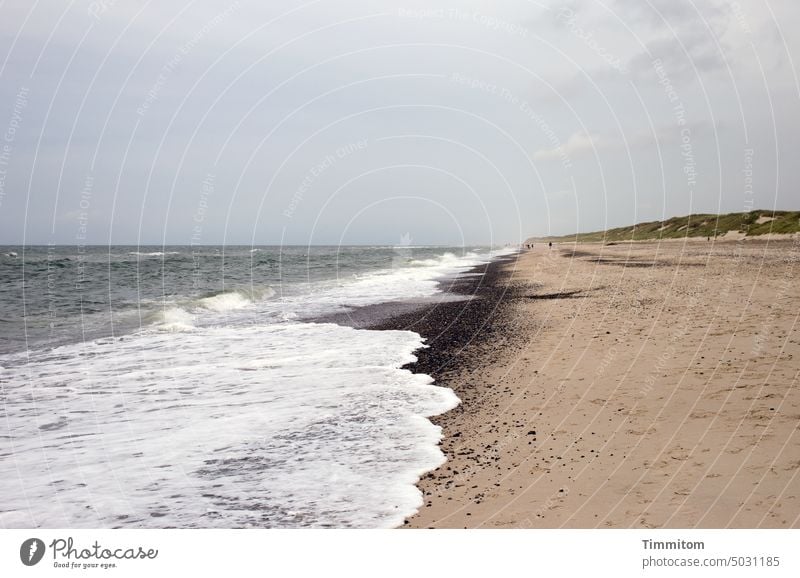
left=371, top=252, right=524, bottom=376
left=319, top=251, right=525, bottom=380
left=320, top=251, right=530, bottom=527
left=373, top=238, right=799, bottom=528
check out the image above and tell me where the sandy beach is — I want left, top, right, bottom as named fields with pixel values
left=402, top=238, right=800, bottom=528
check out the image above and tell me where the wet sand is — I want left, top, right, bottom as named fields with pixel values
left=389, top=238, right=800, bottom=528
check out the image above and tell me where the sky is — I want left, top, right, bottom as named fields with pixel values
left=0, top=0, right=797, bottom=245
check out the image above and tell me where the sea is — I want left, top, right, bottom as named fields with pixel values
left=0, top=245, right=514, bottom=528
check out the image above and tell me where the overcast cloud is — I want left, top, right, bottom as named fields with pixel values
left=0, top=0, right=797, bottom=245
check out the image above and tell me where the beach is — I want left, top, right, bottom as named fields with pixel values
left=390, top=238, right=800, bottom=528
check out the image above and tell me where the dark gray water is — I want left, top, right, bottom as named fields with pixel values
left=0, top=245, right=491, bottom=354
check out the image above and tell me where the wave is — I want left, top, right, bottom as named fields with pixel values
left=406, top=251, right=477, bottom=267
left=195, top=287, right=276, bottom=312
left=148, top=307, right=196, bottom=331
left=130, top=251, right=181, bottom=257
left=144, top=287, right=278, bottom=330
left=197, top=292, right=252, bottom=312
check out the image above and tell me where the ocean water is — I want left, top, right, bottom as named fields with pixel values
left=0, top=245, right=513, bottom=528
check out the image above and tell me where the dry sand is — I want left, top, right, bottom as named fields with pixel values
left=408, top=238, right=800, bottom=528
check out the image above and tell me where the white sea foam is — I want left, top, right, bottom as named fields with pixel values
left=197, top=292, right=252, bottom=312
left=0, top=323, right=457, bottom=528
left=254, top=247, right=515, bottom=322
left=151, top=307, right=196, bottom=331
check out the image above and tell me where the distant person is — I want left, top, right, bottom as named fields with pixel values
left=549, top=242, right=552, bottom=249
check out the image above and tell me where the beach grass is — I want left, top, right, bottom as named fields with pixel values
left=531, top=210, right=800, bottom=243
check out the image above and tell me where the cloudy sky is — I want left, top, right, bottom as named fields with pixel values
left=0, top=0, right=797, bottom=245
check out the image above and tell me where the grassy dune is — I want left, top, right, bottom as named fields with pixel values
left=532, top=210, right=800, bottom=243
